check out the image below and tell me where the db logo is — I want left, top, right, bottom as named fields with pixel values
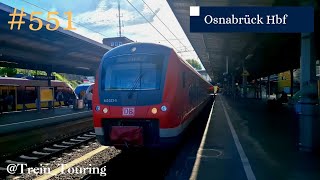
left=122, top=107, right=135, bottom=116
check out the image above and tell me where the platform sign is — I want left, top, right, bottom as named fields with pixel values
left=34, top=75, right=55, bottom=81
left=122, top=107, right=135, bottom=116
left=40, top=87, right=54, bottom=102
left=242, top=70, right=250, bottom=76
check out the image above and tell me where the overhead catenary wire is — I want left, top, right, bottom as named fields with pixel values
left=125, top=0, right=183, bottom=56
left=140, top=0, right=201, bottom=63
left=140, top=0, right=193, bottom=53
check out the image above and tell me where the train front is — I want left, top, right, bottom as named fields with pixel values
left=93, top=43, right=171, bottom=148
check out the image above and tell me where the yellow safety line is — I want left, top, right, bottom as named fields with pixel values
left=35, top=146, right=108, bottom=180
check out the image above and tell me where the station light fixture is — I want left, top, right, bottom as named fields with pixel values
left=245, top=54, right=253, bottom=60
left=0, top=61, right=18, bottom=65
left=151, top=108, right=157, bottom=114
left=103, top=108, right=108, bottom=114
left=76, top=67, right=90, bottom=70
left=161, top=106, right=167, bottom=112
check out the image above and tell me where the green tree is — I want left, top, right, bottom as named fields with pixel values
left=16, top=69, right=46, bottom=76
left=0, top=67, right=17, bottom=77
left=53, top=72, right=80, bottom=88
left=30, top=70, right=46, bottom=76
left=186, top=59, right=202, bottom=70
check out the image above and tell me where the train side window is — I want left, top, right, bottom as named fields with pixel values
left=182, top=72, right=186, bottom=88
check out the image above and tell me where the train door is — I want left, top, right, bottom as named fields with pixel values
left=0, top=85, right=18, bottom=112
left=55, top=86, right=65, bottom=107
left=9, top=86, right=17, bottom=111
left=24, top=86, right=37, bottom=110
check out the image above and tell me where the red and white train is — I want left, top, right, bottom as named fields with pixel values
left=93, top=43, right=213, bottom=148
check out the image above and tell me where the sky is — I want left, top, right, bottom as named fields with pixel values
left=2, top=0, right=204, bottom=69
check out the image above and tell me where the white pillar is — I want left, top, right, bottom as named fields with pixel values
left=297, top=32, right=318, bottom=152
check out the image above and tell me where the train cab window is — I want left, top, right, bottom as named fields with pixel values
left=102, top=54, right=164, bottom=91
left=182, top=72, right=186, bottom=88
left=24, top=87, right=36, bottom=104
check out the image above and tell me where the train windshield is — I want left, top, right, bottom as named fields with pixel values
left=103, top=54, right=164, bottom=90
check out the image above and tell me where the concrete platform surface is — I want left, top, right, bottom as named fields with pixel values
left=0, top=107, right=92, bottom=134
left=166, top=95, right=320, bottom=180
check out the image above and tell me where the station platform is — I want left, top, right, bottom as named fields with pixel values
left=167, top=95, right=320, bottom=180
left=0, top=107, right=92, bottom=135
left=0, top=107, right=93, bottom=156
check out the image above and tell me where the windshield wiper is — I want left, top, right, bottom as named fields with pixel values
left=128, top=72, right=144, bottom=99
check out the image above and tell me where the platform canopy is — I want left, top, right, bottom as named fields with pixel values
left=168, top=0, right=319, bottom=82
left=0, top=3, right=112, bottom=76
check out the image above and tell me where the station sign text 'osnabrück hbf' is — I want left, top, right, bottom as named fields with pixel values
left=189, top=6, right=314, bottom=33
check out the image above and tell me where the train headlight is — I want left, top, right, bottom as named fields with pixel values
left=95, top=106, right=101, bottom=111
left=161, top=106, right=167, bottom=112
left=151, top=108, right=157, bottom=114
left=103, top=108, right=108, bottom=113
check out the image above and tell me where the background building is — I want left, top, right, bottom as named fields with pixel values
left=102, top=37, right=134, bottom=48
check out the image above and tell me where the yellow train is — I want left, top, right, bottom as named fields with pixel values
left=278, top=70, right=320, bottom=101
left=0, top=77, right=76, bottom=112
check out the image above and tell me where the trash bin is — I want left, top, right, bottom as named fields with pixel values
left=77, top=99, right=84, bottom=109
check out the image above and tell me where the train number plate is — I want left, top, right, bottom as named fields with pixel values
left=122, top=107, right=135, bottom=116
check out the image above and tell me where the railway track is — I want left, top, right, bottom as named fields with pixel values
left=82, top=101, right=214, bottom=180
left=0, top=130, right=96, bottom=178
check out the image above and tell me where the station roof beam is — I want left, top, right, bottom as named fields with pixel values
left=168, top=0, right=319, bottom=82
left=0, top=3, right=112, bottom=76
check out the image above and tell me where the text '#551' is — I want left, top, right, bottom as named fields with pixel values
left=8, top=8, right=76, bottom=31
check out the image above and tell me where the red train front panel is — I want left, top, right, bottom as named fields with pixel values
left=93, top=43, right=212, bottom=148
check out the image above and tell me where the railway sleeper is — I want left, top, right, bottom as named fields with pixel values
left=5, top=160, right=26, bottom=164
left=19, top=155, right=38, bottom=160
left=84, top=134, right=96, bottom=137
left=77, top=136, right=90, bottom=140
left=32, top=151, right=51, bottom=156
left=53, top=144, right=69, bottom=148
left=70, top=139, right=84, bottom=142
left=62, top=141, right=76, bottom=145
left=43, top=147, right=61, bottom=152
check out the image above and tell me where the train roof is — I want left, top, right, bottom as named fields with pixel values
left=0, top=77, right=63, bottom=82
left=76, top=83, right=94, bottom=87
left=102, top=42, right=172, bottom=59
left=0, top=83, right=19, bottom=86
left=0, top=77, right=74, bottom=89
